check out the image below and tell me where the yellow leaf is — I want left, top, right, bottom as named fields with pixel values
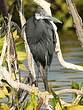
left=26, top=103, right=33, bottom=110
left=13, top=30, right=17, bottom=37
left=0, top=86, right=9, bottom=98
left=0, top=103, right=9, bottom=110
left=55, top=102, right=62, bottom=110
left=13, top=30, right=19, bottom=40
left=66, top=104, right=83, bottom=110
left=17, top=51, right=27, bottom=61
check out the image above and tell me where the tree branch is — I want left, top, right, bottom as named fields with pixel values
left=0, top=37, right=7, bottom=66
left=0, top=66, right=83, bottom=96
left=66, top=0, right=83, bottom=47
left=0, top=65, right=83, bottom=109
left=18, top=0, right=36, bottom=81
left=65, top=0, right=83, bottom=104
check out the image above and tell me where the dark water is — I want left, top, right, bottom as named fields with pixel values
left=38, top=30, right=83, bottom=101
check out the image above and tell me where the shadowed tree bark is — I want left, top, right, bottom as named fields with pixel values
left=0, top=0, right=8, bottom=23
left=0, top=0, right=8, bottom=16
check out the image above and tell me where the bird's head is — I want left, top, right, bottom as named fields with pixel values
left=35, top=7, right=47, bottom=20
left=35, top=6, right=62, bottom=24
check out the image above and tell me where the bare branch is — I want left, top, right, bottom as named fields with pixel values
left=0, top=66, right=83, bottom=108
left=0, top=37, right=7, bottom=66
left=65, top=0, right=83, bottom=104
left=66, top=0, right=83, bottom=47
left=0, top=66, right=83, bottom=96
left=18, top=0, right=36, bottom=81
left=51, top=21, right=83, bottom=71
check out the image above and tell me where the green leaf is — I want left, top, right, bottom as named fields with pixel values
left=25, top=93, right=38, bottom=110
left=79, top=82, right=83, bottom=89
left=49, top=98, right=56, bottom=110
left=50, top=89, right=63, bottom=110
left=71, top=81, right=79, bottom=89
left=63, top=17, right=73, bottom=30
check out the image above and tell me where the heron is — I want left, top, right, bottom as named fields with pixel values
left=23, top=7, right=61, bottom=91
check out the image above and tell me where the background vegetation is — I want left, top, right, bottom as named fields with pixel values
left=0, top=0, right=82, bottom=30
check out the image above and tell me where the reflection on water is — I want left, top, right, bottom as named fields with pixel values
left=39, top=31, right=83, bottom=101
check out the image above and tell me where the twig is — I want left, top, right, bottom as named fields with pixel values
left=0, top=0, right=8, bottom=66
left=0, top=66, right=83, bottom=96
left=10, top=31, right=20, bottom=80
left=36, top=97, right=43, bottom=110
left=0, top=37, right=7, bottom=66
left=0, top=66, right=33, bottom=92
left=55, top=89, right=83, bottom=95
left=73, top=88, right=83, bottom=104
left=0, top=66, right=83, bottom=108
left=6, top=14, right=12, bottom=75
left=4, top=1, right=20, bottom=81
left=0, top=66, right=83, bottom=94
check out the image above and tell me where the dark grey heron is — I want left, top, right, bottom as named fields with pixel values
left=23, top=7, right=61, bottom=91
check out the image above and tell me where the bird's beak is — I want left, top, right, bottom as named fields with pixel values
left=35, top=13, right=62, bottom=23
left=43, top=16, right=62, bottom=24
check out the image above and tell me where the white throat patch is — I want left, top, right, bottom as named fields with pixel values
left=35, top=13, right=43, bottom=20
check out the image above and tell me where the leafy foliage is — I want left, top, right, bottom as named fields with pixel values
left=25, top=93, right=38, bottom=110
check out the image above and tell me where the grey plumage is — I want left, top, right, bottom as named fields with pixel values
left=25, top=16, right=56, bottom=67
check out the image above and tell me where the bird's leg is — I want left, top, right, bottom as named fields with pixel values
left=40, top=65, right=49, bottom=91
left=35, top=67, right=39, bottom=87
left=33, top=62, right=40, bottom=87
